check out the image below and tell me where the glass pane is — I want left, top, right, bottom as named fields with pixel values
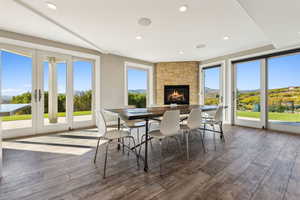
left=268, top=54, right=300, bottom=126
left=127, top=68, right=147, bottom=108
left=73, top=60, right=93, bottom=121
left=43, top=58, right=67, bottom=126
left=203, top=67, right=220, bottom=105
left=236, top=60, right=261, bottom=121
left=1, top=50, right=33, bottom=130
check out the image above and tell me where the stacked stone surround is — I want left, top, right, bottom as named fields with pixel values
left=155, top=61, right=199, bottom=105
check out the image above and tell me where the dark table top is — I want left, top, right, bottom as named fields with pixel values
left=107, top=105, right=223, bottom=120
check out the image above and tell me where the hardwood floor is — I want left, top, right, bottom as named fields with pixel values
left=1, top=125, right=300, bottom=200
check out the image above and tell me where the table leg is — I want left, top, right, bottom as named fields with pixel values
left=144, top=118, right=149, bottom=172
left=117, top=117, right=121, bottom=150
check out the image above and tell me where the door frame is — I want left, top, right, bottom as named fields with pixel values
left=124, top=62, right=154, bottom=107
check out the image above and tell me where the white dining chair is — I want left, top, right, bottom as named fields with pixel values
left=147, top=110, right=182, bottom=176
left=181, top=109, right=205, bottom=160
left=202, top=106, right=224, bottom=150
left=93, top=110, right=139, bottom=178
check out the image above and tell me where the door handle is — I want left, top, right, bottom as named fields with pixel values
left=38, top=89, right=42, bottom=102
left=34, top=89, right=38, bottom=102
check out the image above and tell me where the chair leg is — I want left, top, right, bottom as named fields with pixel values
left=128, top=129, right=132, bottom=155
left=185, top=131, right=190, bottom=160
left=200, top=130, right=206, bottom=153
left=159, top=139, right=163, bottom=176
left=173, top=136, right=183, bottom=154
left=212, top=125, right=216, bottom=151
left=137, top=128, right=140, bottom=143
left=103, top=141, right=110, bottom=179
left=129, top=136, right=140, bottom=168
left=94, top=137, right=102, bottom=163
left=122, top=138, right=125, bottom=154
left=220, top=122, right=225, bottom=142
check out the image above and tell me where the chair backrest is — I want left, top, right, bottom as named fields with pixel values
left=214, top=106, right=223, bottom=122
left=187, top=109, right=202, bottom=130
left=160, top=110, right=180, bottom=136
left=95, top=110, right=108, bottom=137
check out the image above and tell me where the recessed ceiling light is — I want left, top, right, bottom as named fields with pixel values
left=179, top=5, right=188, bottom=12
left=223, top=36, right=230, bottom=40
left=136, top=35, right=143, bottom=40
left=46, top=2, right=57, bottom=10
left=179, top=51, right=184, bottom=54
left=196, top=44, right=206, bottom=49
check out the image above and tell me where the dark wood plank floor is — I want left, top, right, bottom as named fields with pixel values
left=1, top=125, right=300, bottom=200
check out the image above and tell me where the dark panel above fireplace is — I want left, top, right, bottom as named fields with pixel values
left=164, top=85, right=190, bottom=105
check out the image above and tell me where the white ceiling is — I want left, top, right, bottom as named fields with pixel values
left=0, top=0, right=299, bottom=62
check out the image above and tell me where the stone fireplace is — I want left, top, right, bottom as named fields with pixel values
left=164, top=85, right=189, bottom=104
left=155, top=61, right=199, bottom=105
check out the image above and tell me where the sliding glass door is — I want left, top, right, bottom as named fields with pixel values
left=267, top=53, right=300, bottom=132
left=233, top=51, right=300, bottom=133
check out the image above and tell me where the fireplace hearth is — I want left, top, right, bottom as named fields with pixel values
left=164, top=85, right=190, bottom=105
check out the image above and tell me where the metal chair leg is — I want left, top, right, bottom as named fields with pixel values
left=173, top=136, right=183, bottom=154
left=137, top=128, right=140, bottom=143
left=220, top=122, right=225, bottom=142
left=128, top=129, right=132, bottom=155
left=94, top=137, right=102, bottom=163
left=212, top=125, right=216, bottom=151
left=129, top=136, right=140, bottom=168
left=159, top=139, right=163, bottom=176
left=185, top=131, right=190, bottom=160
left=103, top=141, right=110, bottom=179
left=200, top=130, right=206, bottom=153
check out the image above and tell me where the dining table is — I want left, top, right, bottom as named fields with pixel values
left=107, top=104, right=224, bottom=172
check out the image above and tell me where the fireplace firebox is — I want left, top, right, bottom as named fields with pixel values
left=164, top=85, right=190, bottom=105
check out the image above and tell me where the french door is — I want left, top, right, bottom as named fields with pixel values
left=36, top=51, right=72, bottom=133
left=1, top=46, right=95, bottom=138
left=233, top=59, right=266, bottom=128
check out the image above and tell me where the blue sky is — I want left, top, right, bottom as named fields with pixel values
left=204, top=67, right=220, bottom=90
left=2, top=50, right=300, bottom=96
left=127, top=68, right=147, bottom=90
left=1, top=51, right=92, bottom=96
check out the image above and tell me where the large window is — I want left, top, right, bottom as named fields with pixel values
left=268, top=54, right=300, bottom=126
left=127, top=68, right=147, bottom=108
left=203, top=66, right=221, bottom=105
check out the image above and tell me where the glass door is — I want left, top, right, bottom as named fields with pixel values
left=0, top=46, right=37, bottom=138
left=234, top=59, right=266, bottom=128
left=201, top=65, right=223, bottom=105
left=267, top=53, right=300, bottom=132
left=37, top=52, right=72, bottom=133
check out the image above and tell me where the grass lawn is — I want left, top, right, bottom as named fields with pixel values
left=237, top=111, right=300, bottom=122
left=2, top=111, right=92, bottom=122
